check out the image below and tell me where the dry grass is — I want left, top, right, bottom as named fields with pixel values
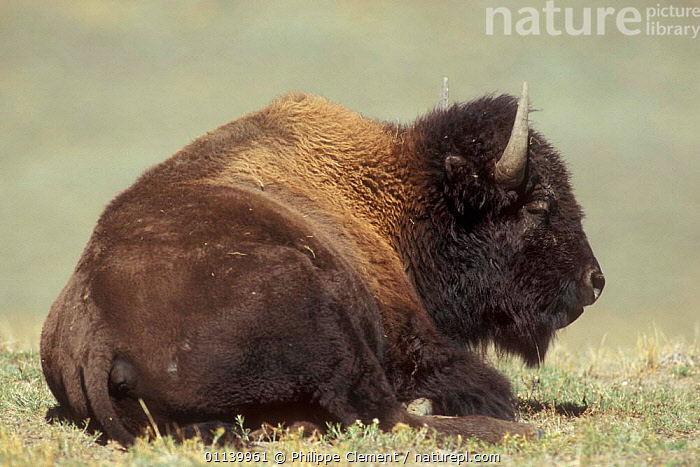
left=0, top=329, right=697, bottom=466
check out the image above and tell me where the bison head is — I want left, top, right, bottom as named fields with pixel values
left=406, top=83, right=605, bottom=366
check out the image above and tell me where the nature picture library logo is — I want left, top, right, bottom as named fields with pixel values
left=486, top=1, right=700, bottom=38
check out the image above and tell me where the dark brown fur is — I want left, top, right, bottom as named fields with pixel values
left=41, top=92, right=602, bottom=445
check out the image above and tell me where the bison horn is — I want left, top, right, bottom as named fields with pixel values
left=438, top=77, right=449, bottom=110
left=494, top=81, right=529, bottom=189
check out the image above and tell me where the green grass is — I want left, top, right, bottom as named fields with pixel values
left=0, top=332, right=697, bottom=466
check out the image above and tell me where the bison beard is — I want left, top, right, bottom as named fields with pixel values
left=40, top=85, right=604, bottom=446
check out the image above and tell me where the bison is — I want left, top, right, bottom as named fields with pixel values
left=40, top=82, right=604, bottom=446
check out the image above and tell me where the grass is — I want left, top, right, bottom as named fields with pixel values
left=0, top=331, right=697, bottom=466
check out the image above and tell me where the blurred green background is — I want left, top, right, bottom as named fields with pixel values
left=2, top=1, right=698, bottom=351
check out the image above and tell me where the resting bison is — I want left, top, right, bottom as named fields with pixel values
left=41, top=82, right=604, bottom=446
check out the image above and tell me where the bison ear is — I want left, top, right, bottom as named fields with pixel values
left=445, top=155, right=467, bottom=175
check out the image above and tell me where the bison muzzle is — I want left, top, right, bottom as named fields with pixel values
left=40, top=82, right=604, bottom=446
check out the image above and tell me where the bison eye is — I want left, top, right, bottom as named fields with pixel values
left=526, top=199, right=550, bottom=214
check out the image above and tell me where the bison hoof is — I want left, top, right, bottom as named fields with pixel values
left=405, top=398, right=433, bottom=416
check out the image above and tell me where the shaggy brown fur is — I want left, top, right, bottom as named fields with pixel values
left=41, top=92, right=603, bottom=446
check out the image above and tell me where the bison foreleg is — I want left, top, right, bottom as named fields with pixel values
left=402, top=343, right=517, bottom=421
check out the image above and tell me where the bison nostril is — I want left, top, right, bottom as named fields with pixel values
left=590, top=271, right=605, bottom=300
